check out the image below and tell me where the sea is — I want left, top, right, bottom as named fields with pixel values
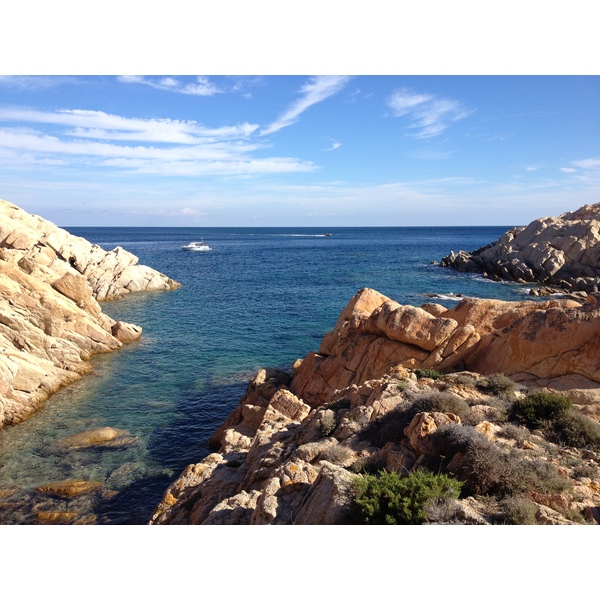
left=0, top=226, right=536, bottom=524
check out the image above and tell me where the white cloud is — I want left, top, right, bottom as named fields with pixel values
left=181, top=207, right=207, bottom=217
left=572, top=157, right=600, bottom=169
left=118, top=75, right=222, bottom=96
left=326, top=141, right=341, bottom=151
left=0, top=108, right=259, bottom=143
left=387, top=88, right=471, bottom=138
left=561, top=167, right=576, bottom=173
left=261, top=76, right=351, bottom=135
left=525, top=166, right=539, bottom=171
left=0, top=108, right=315, bottom=177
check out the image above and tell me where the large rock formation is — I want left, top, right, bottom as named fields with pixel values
left=291, top=288, right=600, bottom=413
left=0, top=199, right=179, bottom=300
left=0, top=199, right=180, bottom=427
left=150, top=288, right=600, bottom=525
left=440, top=203, right=600, bottom=294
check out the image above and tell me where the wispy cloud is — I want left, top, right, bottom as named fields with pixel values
left=0, top=108, right=315, bottom=176
left=561, top=167, right=576, bottom=173
left=325, top=140, right=341, bottom=151
left=118, top=75, right=222, bottom=96
left=0, top=108, right=259, bottom=143
left=387, top=88, right=471, bottom=138
left=0, top=76, right=75, bottom=90
left=261, top=76, right=351, bottom=135
left=573, top=157, right=600, bottom=169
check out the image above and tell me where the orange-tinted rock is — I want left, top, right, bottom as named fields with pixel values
left=291, top=287, right=600, bottom=411
left=35, top=479, right=103, bottom=498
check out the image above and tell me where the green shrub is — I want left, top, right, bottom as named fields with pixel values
left=415, top=368, right=442, bottom=380
left=350, top=469, right=462, bottom=525
left=547, top=410, right=600, bottom=450
left=511, top=391, right=572, bottom=427
left=485, top=373, right=519, bottom=396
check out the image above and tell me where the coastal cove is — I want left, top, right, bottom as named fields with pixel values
left=0, top=225, right=539, bottom=524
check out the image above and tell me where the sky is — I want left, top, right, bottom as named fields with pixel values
left=0, top=5, right=598, bottom=229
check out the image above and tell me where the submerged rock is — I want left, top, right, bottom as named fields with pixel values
left=35, top=479, right=103, bottom=498
left=55, top=426, right=137, bottom=450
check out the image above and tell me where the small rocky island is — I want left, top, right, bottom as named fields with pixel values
left=0, top=199, right=180, bottom=428
left=440, top=203, right=600, bottom=296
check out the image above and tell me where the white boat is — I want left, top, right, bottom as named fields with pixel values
left=181, top=239, right=211, bottom=252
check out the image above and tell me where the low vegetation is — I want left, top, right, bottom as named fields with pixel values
left=512, top=391, right=572, bottom=427
left=350, top=469, right=462, bottom=525
left=326, top=370, right=600, bottom=524
left=414, top=368, right=442, bottom=380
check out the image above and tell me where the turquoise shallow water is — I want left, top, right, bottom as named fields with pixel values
left=0, top=226, right=532, bottom=524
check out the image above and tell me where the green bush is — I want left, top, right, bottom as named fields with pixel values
left=415, top=368, right=442, bottom=380
left=548, top=410, right=600, bottom=450
left=485, top=373, right=519, bottom=396
left=350, top=469, right=462, bottom=525
left=511, top=391, right=572, bottom=427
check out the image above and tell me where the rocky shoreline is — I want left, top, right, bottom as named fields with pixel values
left=0, top=199, right=180, bottom=428
left=151, top=287, right=600, bottom=525
left=440, top=203, right=600, bottom=297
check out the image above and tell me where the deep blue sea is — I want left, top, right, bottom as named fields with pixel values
left=0, top=226, right=533, bottom=524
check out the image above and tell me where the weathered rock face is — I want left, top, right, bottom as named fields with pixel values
left=151, top=288, right=600, bottom=525
left=440, top=203, right=600, bottom=293
left=290, top=287, right=600, bottom=412
left=0, top=199, right=180, bottom=300
left=0, top=199, right=180, bottom=427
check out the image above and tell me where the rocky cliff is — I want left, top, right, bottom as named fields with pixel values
left=0, top=199, right=180, bottom=427
left=440, top=203, right=600, bottom=294
left=150, top=288, right=600, bottom=525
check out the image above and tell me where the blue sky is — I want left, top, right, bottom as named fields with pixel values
left=0, top=74, right=598, bottom=227
left=1, top=0, right=598, bottom=228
